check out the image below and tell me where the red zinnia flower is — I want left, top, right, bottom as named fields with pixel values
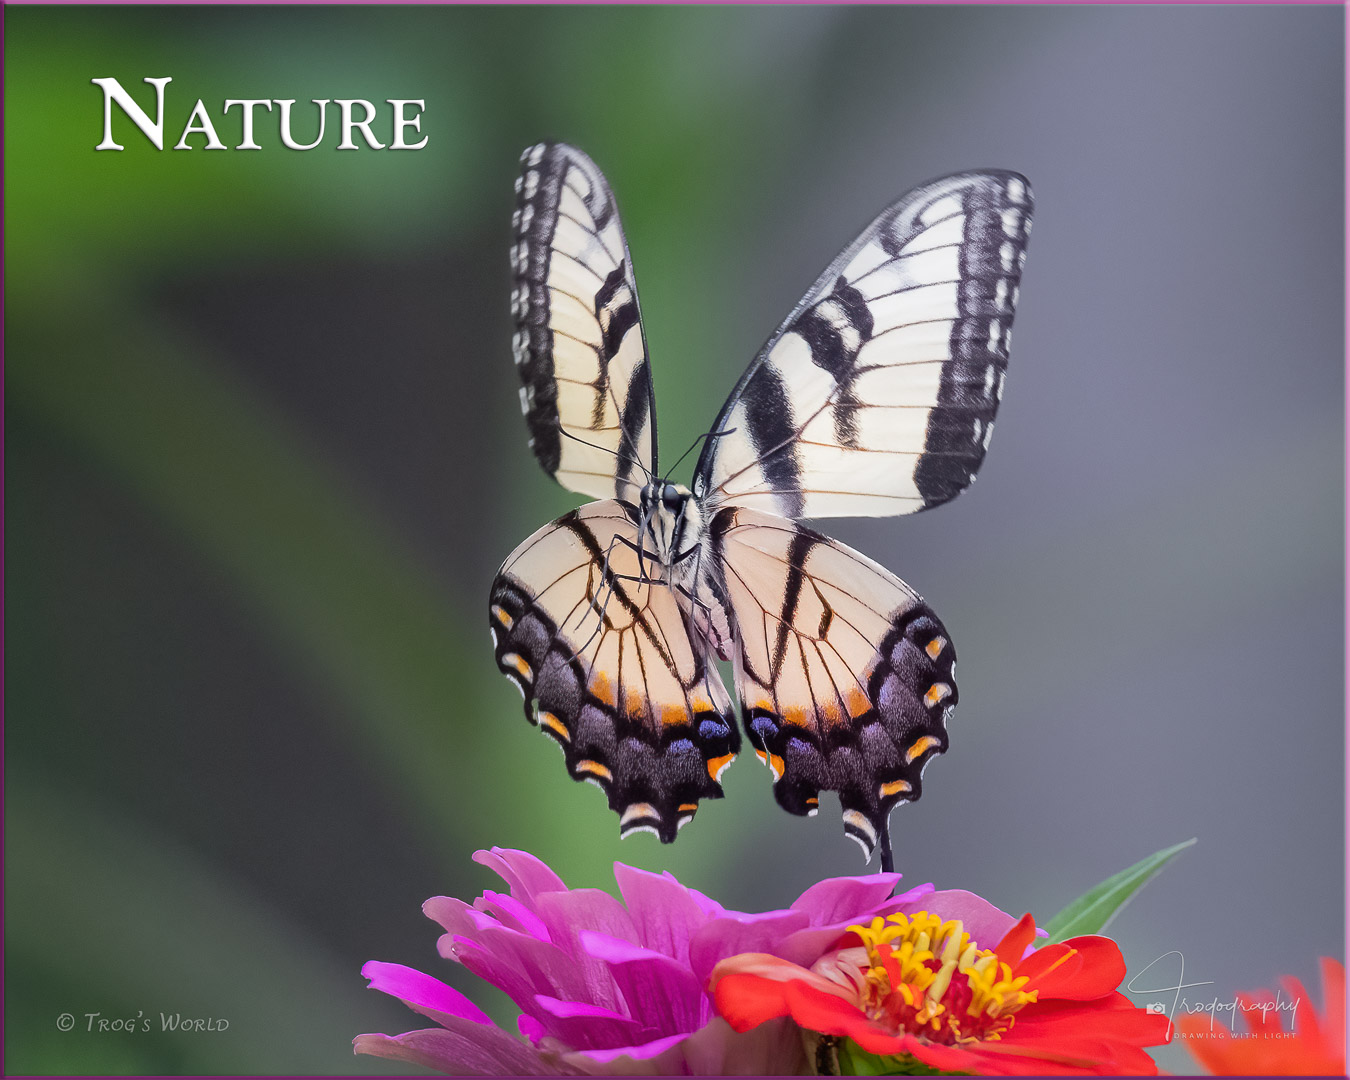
left=1178, top=957, right=1345, bottom=1076
left=710, top=909, right=1170, bottom=1075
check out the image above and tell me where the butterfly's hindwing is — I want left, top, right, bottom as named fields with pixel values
left=511, top=143, right=657, bottom=502
left=705, top=507, right=956, bottom=859
left=695, top=171, right=1032, bottom=520
left=489, top=501, right=739, bottom=841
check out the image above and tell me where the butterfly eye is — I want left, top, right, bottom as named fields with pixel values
left=662, top=484, right=683, bottom=511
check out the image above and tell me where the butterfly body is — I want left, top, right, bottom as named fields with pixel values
left=492, top=142, right=1031, bottom=865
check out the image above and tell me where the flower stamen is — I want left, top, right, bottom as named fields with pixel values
left=845, top=911, right=1040, bottom=1046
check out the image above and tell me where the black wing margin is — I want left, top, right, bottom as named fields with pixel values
left=511, top=142, right=658, bottom=502
left=694, top=171, right=1032, bottom=520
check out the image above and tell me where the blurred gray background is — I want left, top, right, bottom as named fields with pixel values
left=5, top=4, right=1343, bottom=1074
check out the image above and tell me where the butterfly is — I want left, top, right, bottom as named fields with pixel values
left=489, top=142, right=1031, bottom=870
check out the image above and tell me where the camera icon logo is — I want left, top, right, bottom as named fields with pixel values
left=1146, top=1002, right=1167, bottom=1015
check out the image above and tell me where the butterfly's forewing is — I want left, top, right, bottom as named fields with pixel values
left=489, top=501, right=740, bottom=841
left=694, top=171, right=1032, bottom=520
left=511, top=143, right=657, bottom=502
left=705, top=507, right=956, bottom=860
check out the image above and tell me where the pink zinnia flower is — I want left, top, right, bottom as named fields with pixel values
left=354, top=847, right=1020, bottom=1074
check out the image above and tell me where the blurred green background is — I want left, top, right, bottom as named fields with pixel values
left=5, top=5, right=1343, bottom=1075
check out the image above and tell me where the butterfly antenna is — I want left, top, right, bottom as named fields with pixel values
left=555, top=422, right=620, bottom=460
left=667, top=425, right=738, bottom=479
left=554, top=417, right=654, bottom=485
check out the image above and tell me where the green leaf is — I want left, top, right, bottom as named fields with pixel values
left=1042, top=838, right=1197, bottom=943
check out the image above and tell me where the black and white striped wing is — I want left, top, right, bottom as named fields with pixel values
left=489, top=501, right=740, bottom=841
left=511, top=143, right=657, bottom=502
left=694, top=171, right=1032, bottom=520
left=705, top=507, right=956, bottom=861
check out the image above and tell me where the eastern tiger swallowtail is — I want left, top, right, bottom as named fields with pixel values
left=490, top=142, right=1031, bottom=870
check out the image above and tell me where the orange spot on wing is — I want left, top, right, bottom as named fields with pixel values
left=906, top=735, right=940, bottom=763
left=844, top=687, right=872, bottom=718
left=626, top=691, right=646, bottom=721
left=805, top=797, right=818, bottom=806
left=590, top=671, right=616, bottom=707
left=659, top=705, right=691, bottom=728
left=781, top=705, right=810, bottom=728
left=707, top=753, right=735, bottom=782
left=924, top=683, right=952, bottom=707
left=540, top=712, right=570, bottom=741
left=754, top=749, right=786, bottom=781
left=677, top=803, right=699, bottom=814
left=576, top=759, right=613, bottom=782
left=880, top=779, right=912, bottom=798
left=925, top=636, right=947, bottom=660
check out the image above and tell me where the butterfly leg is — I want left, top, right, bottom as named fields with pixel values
left=878, top=827, right=894, bottom=876
left=571, top=532, right=630, bottom=657
left=611, top=530, right=665, bottom=585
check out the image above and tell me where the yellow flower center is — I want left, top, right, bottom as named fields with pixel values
left=844, top=911, right=1039, bottom=1046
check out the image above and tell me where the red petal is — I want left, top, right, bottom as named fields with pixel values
left=889, top=1039, right=998, bottom=1074
left=1017, top=936, right=1125, bottom=1000
left=1177, top=1016, right=1253, bottom=1075
left=1013, top=992, right=1172, bottom=1046
left=1235, top=990, right=1283, bottom=1036
left=712, top=973, right=794, bottom=1032
left=1178, top=1011, right=1343, bottom=1075
left=994, top=913, right=1038, bottom=970
left=957, top=1037, right=1134, bottom=1075
left=1321, top=958, right=1346, bottom=1060
left=780, top=979, right=902, bottom=1050
left=713, top=971, right=882, bottom=1049
left=1281, top=974, right=1322, bottom=1045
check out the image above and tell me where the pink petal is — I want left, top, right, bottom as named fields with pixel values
left=579, top=930, right=708, bottom=1034
left=614, top=863, right=711, bottom=963
left=360, top=960, right=493, bottom=1027
left=756, top=885, right=923, bottom=972
left=533, top=887, right=640, bottom=954
left=533, top=993, right=650, bottom=1050
left=354, top=1023, right=554, bottom=1076
left=773, top=881, right=938, bottom=964
left=448, top=922, right=625, bottom=1016
left=425, top=894, right=497, bottom=941
left=567, top=1030, right=689, bottom=1065
left=517, top=1013, right=547, bottom=1044
left=790, top=872, right=905, bottom=924
left=686, top=885, right=728, bottom=920
left=559, top=1017, right=809, bottom=1076
left=908, top=888, right=1030, bottom=950
left=478, top=889, right=552, bottom=942
left=531, top=889, right=641, bottom=1010
left=473, top=847, right=568, bottom=903
left=687, top=909, right=811, bottom=983
left=675, top=1016, right=809, bottom=1076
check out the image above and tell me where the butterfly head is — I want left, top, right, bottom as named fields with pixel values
left=637, top=480, right=703, bottom=570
